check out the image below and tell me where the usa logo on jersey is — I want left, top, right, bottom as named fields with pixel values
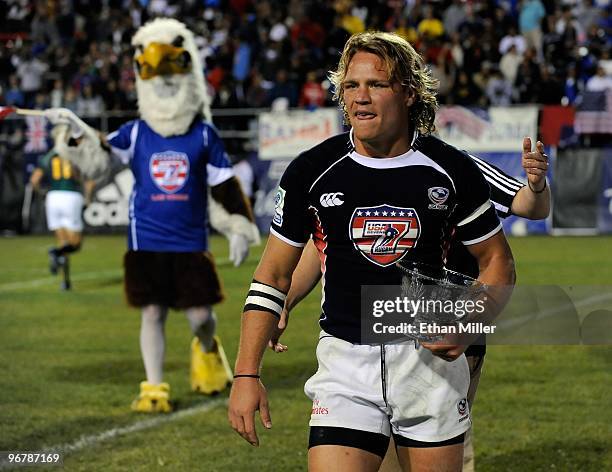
left=149, top=151, right=190, bottom=194
left=350, top=204, right=420, bottom=267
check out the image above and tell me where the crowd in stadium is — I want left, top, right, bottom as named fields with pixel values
left=0, top=0, right=610, bottom=115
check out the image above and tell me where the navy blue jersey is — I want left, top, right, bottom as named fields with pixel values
left=272, top=130, right=502, bottom=343
left=107, top=119, right=233, bottom=252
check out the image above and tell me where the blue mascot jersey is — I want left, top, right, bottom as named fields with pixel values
left=107, top=119, right=233, bottom=252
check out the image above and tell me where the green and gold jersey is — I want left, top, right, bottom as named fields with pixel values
left=38, top=150, right=82, bottom=192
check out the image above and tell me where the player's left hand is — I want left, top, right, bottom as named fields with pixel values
left=522, top=137, right=548, bottom=190
left=229, top=233, right=249, bottom=267
left=267, top=307, right=289, bottom=353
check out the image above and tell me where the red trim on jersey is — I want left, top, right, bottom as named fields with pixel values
left=311, top=208, right=327, bottom=274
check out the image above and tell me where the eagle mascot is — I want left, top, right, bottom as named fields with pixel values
left=46, top=18, right=259, bottom=413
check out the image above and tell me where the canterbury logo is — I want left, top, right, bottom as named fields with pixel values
left=320, top=192, right=344, bottom=207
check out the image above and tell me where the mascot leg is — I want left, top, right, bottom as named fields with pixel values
left=187, top=307, right=232, bottom=394
left=132, top=305, right=172, bottom=413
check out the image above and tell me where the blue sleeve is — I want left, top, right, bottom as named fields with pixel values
left=204, top=124, right=234, bottom=187
left=107, top=120, right=138, bottom=164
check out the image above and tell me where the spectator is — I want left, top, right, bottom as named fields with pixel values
left=16, top=49, right=49, bottom=108
left=30, top=1, right=60, bottom=50
left=537, top=65, right=564, bottom=103
left=245, top=72, right=269, bottom=108
left=486, top=69, right=514, bottom=106
left=499, top=25, right=527, bottom=56
left=449, top=70, right=483, bottom=106
left=519, top=0, right=546, bottom=61
left=4, top=74, right=25, bottom=107
left=49, top=79, right=64, bottom=109
left=443, top=0, right=467, bottom=38
left=515, top=49, right=542, bottom=102
left=268, top=69, right=298, bottom=108
left=449, top=32, right=464, bottom=69
left=586, top=64, right=612, bottom=91
left=418, top=6, right=444, bottom=39
left=63, top=87, right=79, bottom=113
left=563, top=65, right=584, bottom=105
left=556, top=5, right=585, bottom=50
left=232, top=36, right=252, bottom=83
left=575, top=0, right=602, bottom=33
left=324, top=15, right=351, bottom=60
left=500, top=44, right=523, bottom=88
left=299, top=71, right=325, bottom=109
left=76, top=84, right=105, bottom=118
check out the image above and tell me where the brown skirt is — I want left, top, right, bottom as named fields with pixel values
left=124, top=250, right=224, bottom=309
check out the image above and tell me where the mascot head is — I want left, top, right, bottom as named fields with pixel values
left=132, top=18, right=211, bottom=137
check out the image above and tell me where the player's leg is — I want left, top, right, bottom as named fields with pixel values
left=378, top=437, right=402, bottom=472
left=57, top=230, right=83, bottom=290
left=386, top=342, right=471, bottom=472
left=462, top=353, right=485, bottom=472
left=55, top=191, right=84, bottom=289
left=309, top=430, right=385, bottom=472
left=45, top=192, right=63, bottom=275
left=395, top=439, right=464, bottom=472
left=176, top=252, right=229, bottom=394
left=59, top=230, right=83, bottom=255
left=60, top=251, right=71, bottom=290
left=305, top=335, right=391, bottom=471
left=48, top=229, right=66, bottom=275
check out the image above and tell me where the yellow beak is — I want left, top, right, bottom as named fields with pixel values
left=135, top=42, right=191, bottom=80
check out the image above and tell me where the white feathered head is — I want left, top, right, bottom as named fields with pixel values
left=132, top=18, right=211, bottom=137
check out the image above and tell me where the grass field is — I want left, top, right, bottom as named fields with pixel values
left=0, top=235, right=611, bottom=471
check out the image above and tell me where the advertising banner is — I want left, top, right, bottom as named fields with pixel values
left=258, top=108, right=342, bottom=160
left=435, top=106, right=538, bottom=152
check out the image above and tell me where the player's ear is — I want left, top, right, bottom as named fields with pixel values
left=404, top=88, right=415, bottom=107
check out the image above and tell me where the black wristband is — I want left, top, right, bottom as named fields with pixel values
left=528, top=179, right=547, bottom=194
left=233, top=374, right=260, bottom=379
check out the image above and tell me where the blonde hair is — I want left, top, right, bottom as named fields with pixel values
left=329, top=31, right=439, bottom=134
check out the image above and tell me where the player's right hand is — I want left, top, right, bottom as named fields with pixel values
left=228, top=378, right=272, bottom=447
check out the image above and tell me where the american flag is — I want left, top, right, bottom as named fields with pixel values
left=24, top=116, right=49, bottom=153
left=574, top=90, right=612, bottom=134
left=435, top=106, right=490, bottom=140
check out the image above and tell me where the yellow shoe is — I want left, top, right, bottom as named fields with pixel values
left=190, top=336, right=232, bottom=394
left=131, top=381, right=173, bottom=413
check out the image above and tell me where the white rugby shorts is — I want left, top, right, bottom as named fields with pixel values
left=304, top=331, right=471, bottom=443
left=45, top=190, right=84, bottom=231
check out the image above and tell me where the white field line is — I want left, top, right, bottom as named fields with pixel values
left=0, top=269, right=122, bottom=292
left=0, top=398, right=227, bottom=468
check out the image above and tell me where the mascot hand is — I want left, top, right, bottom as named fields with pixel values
left=44, top=108, right=75, bottom=125
left=229, top=233, right=249, bottom=267
left=45, top=108, right=86, bottom=138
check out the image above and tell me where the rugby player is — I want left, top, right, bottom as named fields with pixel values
left=229, top=32, right=516, bottom=471
left=30, top=124, right=95, bottom=291
left=268, top=137, right=550, bottom=472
